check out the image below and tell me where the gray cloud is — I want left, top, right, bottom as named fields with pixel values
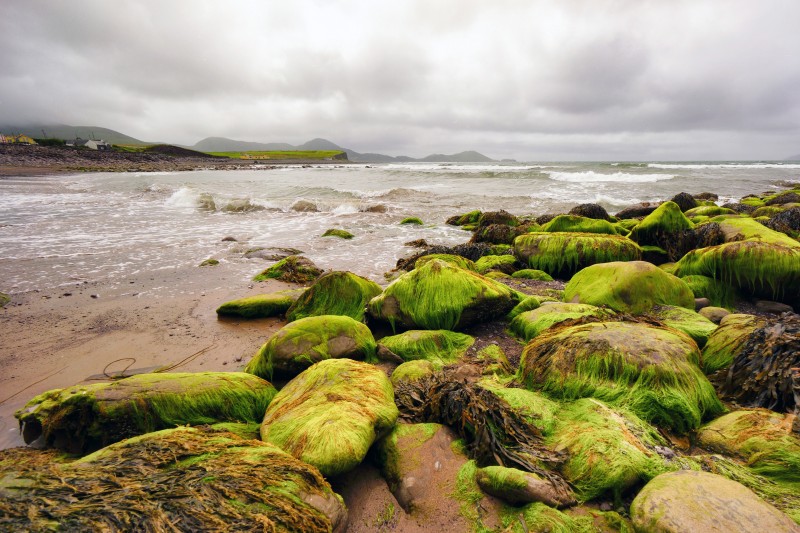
left=1, top=0, right=799, bottom=160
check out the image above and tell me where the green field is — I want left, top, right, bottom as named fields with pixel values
left=205, top=150, right=345, bottom=160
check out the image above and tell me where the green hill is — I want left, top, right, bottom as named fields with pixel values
left=0, top=124, right=152, bottom=145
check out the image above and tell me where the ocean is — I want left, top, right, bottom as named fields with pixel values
left=1, top=161, right=798, bottom=293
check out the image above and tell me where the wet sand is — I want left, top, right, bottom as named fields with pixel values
left=0, top=262, right=292, bottom=450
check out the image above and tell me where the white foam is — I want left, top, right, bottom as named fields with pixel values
left=164, top=187, right=199, bottom=208
left=648, top=163, right=800, bottom=170
left=384, top=163, right=552, bottom=172
left=545, top=171, right=675, bottom=183
left=331, top=204, right=359, bottom=215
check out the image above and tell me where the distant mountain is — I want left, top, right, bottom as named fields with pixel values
left=188, top=136, right=494, bottom=163
left=788, top=153, right=800, bottom=161
left=0, top=123, right=152, bottom=145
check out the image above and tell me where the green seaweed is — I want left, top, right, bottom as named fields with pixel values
left=510, top=303, right=612, bottom=341
left=701, top=314, right=766, bottom=374
left=540, top=215, right=620, bottom=235
left=390, top=360, right=437, bottom=385
left=714, top=216, right=800, bottom=248
left=415, top=253, right=478, bottom=271
left=680, top=274, right=738, bottom=310
left=684, top=205, right=736, bottom=217
left=507, top=295, right=542, bottom=320
left=511, top=269, right=554, bottom=281
left=514, top=232, right=642, bottom=278
left=321, top=228, right=354, bottom=239
left=474, top=254, right=517, bottom=274
left=216, top=288, right=305, bottom=318
left=650, top=305, right=718, bottom=348
left=285, top=271, right=382, bottom=322
left=379, top=329, right=475, bottom=367
left=400, top=216, right=424, bottom=225
left=252, top=255, right=322, bottom=283
left=628, top=201, right=694, bottom=248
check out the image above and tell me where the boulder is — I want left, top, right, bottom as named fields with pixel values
left=477, top=210, right=518, bottom=228
left=650, top=305, right=718, bottom=348
left=510, top=303, right=613, bottom=341
left=253, top=255, right=323, bottom=283
left=614, top=202, right=660, bottom=219
left=701, top=314, right=766, bottom=374
left=415, top=253, right=477, bottom=271
left=628, top=201, right=695, bottom=261
left=539, top=215, right=619, bottom=235
left=514, top=233, right=642, bottom=278
left=568, top=203, right=611, bottom=221
left=699, top=306, right=730, bottom=324
left=260, top=358, right=398, bottom=477
left=470, top=223, right=522, bottom=244
left=446, top=210, right=482, bottom=226
left=15, top=372, right=277, bottom=454
left=511, top=269, right=554, bottom=281
left=507, top=295, right=542, bottom=320
left=245, top=315, right=377, bottom=380
left=0, top=426, right=348, bottom=533
left=519, top=321, right=723, bottom=433
left=714, top=216, right=800, bottom=248
left=321, top=228, right=354, bottom=239
left=630, top=470, right=799, bottom=533
left=285, top=271, right=382, bottom=322
left=684, top=205, right=736, bottom=217
left=669, top=192, right=698, bottom=212
left=390, top=360, right=436, bottom=386
left=563, top=261, right=695, bottom=315
left=680, top=274, right=739, bottom=310
left=378, top=330, right=474, bottom=368
left=368, top=259, right=520, bottom=331
left=474, top=254, right=517, bottom=274
left=216, top=288, right=306, bottom=318
left=291, top=199, right=319, bottom=212
left=400, top=216, right=424, bottom=225
left=221, top=198, right=265, bottom=213
left=476, top=465, right=575, bottom=508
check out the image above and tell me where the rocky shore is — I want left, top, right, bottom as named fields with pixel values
left=1, top=178, right=799, bottom=532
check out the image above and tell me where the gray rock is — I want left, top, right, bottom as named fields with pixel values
left=756, top=300, right=795, bottom=315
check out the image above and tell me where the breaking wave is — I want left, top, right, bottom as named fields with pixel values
left=545, top=171, right=675, bottom=183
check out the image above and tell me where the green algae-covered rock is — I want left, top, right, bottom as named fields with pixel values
left=509, top=303, right=613, bottom=342
left=680, top=274, right=739, bottom=309
left=0, top=426, right=348, bottom=532
left=628, top=201, right=694, bottom=258
left=563, top=261, right=695, bottom=315
left=253, top=255, right=323, bottom=283
left=476, top=465, right=576, bottom=508
left=199, top=258, right=219, bottom=267
left=14, top=372, right=277, bottom=454
left=697, top=409, right=800, bottom=487
left=715, top=216, right=800, bottom=248
left=378, top=329, right=474, bottom=368
left=261, top=358, right=398, bottom=477
left=630, top=470, right=799, bottom=533
left=245, top=315, right=377, bottom=380
left=415, top=253, right=477, bottom=271
left=701, top=314, right=767, bottom=374
left=477, top=380, right=560, bottom=435
left=507, top=295, right=542, bottom=320
left=511, top=269, right=554, bottom=281
left=446, top=210, right=482, bottom=226
left=674, top=240, right=800, bottom=306
left=390, top=360, right=436, bottom=386
left=322, top=228, right=354, bottom=239
left=540, top=214, right=620, bottom=235
left=474, top=254, right=517, bottom=274
left=513, top=232, right=642, bottom=278
left=476, top=345, right=513, bottom=377
left=549, top=398, right=668, bottom=501
left=368, top=259, right=520, bottom=331
left=216, top=288, right=306, bottom=318
left=650, top=305, right=718, bottom=348
left=519, top=321, right=723, bottom=433
left=0, top=292, right=9, bottom=308
left=684, top=205, right=736, bottom=217
left=285, top=271, right=382, bottom=322
left=400, top=216, right=424, bottom=225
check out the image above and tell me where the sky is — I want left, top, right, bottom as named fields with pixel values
left=1, top=1, right=799, bottom=161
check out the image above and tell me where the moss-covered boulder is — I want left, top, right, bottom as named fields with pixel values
left=322, top=228, right=354, bottom=239
left=549, top=399, right=668, bottom=501
left=476, top=465, right=576, bottom=508
left=474, top=254, right=517, bottom=274
left=507, top=295, right=542, bottom=320
left=390, top=360, right=436, bottom=386
left=245, top=315, right=377, bottom=380
left=216, top=288, right=306, bottom=318
left=509, top=303, right=613, bottom=342
left=628, top=201, right=695, bottom=260
left=674, top=240, right=800, bottom=306
left=511, top=269, right=554, bottom=281
left=540, top=215, right=620, bottom=235
left=715, top=216, right=800, bottom=248
left=697, top=409, right=800, bottom=487
left=563, top=261, right=695, bottom=315
left=513, top=232, right=641, bottom=278
left=285, top=271, right=382, bottom=322
left=261, top=358, right=398, bottom=477
left=700, top=314, right=766, bottom=374
left=446, top=210, right=482, bottom=226
left=400, top=216, right=424, bottom=225
left=680, top=274, right=739, bottom=309
left=650, top=305, right=717, bottom=348
left=0, top=426, right=348, bottom=532
left=519, top=322, right=724, bottom=433
left=684, top=205, right=736, bottom=217
left=378, top=330, right=474, bottom=368
left=253, top=255, right=323, bottom=283
left=14, top=372, right=277, bottom=454
left=630, top=470, right=798, bottom=533
left=415, top=253, right=477, bottom=271
left=368, top=259, right=520, bottom=331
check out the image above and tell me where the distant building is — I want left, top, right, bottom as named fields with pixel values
left=66, top=137, right=112, bottom=150
left=0, top=133, right=37, bottom=145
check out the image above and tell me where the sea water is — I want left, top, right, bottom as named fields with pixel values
left=1, top=161, right=798, bottom=292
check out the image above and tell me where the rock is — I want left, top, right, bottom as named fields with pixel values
left=378, top=330, right=474, bottom=368
left=511, top=269, right=554, bottom=281
left=477, top=210, right=518, bottom=228
left=535, top=213, right=557, bottom=225
left=253, top=255, right=323, bottom=283
left=446, top=209, right=482, bottom=226
left=563, top=261, right=695, bottom=315
left=614, top=202, right=660, bottom=219
left=715, top=216, right=800, bottom=248
left=221, top=235, right=237, bottom=242
left=766, top=191, right=800, bottom=206
left=362, top=203, right=388, bottom=213
left=404, top=238, right=429, bottom=247
left=285, top=271, right=382, bottom=322
left=651, top=305, right=717, bottom=348
left=724, top=201, right=758, bottom=214
left=260, top=358, right=398, bottom=477
left=0, top=292, right=10, bottom=308
left=474, top=254, right=517, bottom=274
left=519, top=321, right=723, bottom=433
left=507, top=295, right=542, bottom=320
left=510, top=303, right=613, bottom=342
left=568, top=203, right=611, bottom=221
left=701, top=313, right=766, bottom=374
left=540, top=214, right=620, bottom=235
left=291, top=199, right=319, bottom=212
left=476, top=465, right=576, bottom=508
left=684, top=205, right=736, bottom=217
left=694, top=191, right=719, bottom=201
left=669, top=192, right=698, bottom=212
left=245, top=315, right=377, bottom=379
left=391, top=360, right=436, bottom=386
left=768, top=206, right=800, bottom=232
left=756, top=300, right=795, bottom=314
left=0, top=426, right=348, bottom=533
left=321, top=228, right=354, bottom=239
left=514, top=233, right=642, bottom=278
left=243, top=246, right=303, bottom=260
left=699, top=306, right=730, bottom=324
left=549, top=399, right=667, bottom=501
left=681, top=274, right=739, bottom=309
left=630, top=470, right=799, bottom=533
left=674, top=241, right=800, bottom=307
left=694, top=297, right=711, bottom=310
left=628, top=201, right=695, bottom=261
left=400, top=216, right=423, bottom=225
left=216, top=288, right=306, bottom=319
left=14, top=372, right=277, bottom=454
left=198, top=258, right=219, bottom=267
left=395, top=242, right=491, bottom=270
left=469, top=223, right=522, bottom=244
left=368, top=259, right=520, bottom=331
left=221, top=198, right=265, bottom=212
left=415, top=253, right=477, bottom=271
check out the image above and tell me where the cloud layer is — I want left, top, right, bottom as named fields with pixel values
left=2, top=1, right=798, bottom=160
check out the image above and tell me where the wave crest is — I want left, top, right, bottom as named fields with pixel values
left=545, top=171, right=675, bottom=183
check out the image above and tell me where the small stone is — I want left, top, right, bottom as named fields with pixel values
left=221, top=236, right=238, bottom=242
left=90, top=294, right=99, bottom=299
left=694, top=297, right=711, bottom=311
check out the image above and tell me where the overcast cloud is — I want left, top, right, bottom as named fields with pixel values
left=1, top=0, right=799, bottom=160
